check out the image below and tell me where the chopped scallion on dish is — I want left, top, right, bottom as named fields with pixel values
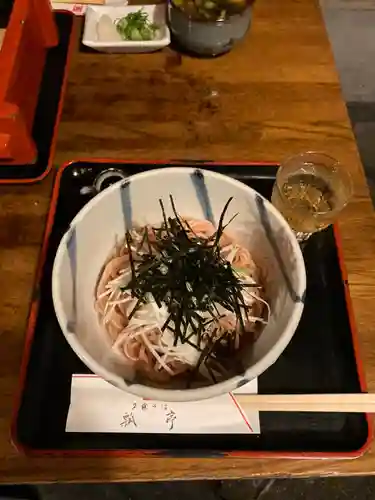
left=115, top=9, right=159, bottom=41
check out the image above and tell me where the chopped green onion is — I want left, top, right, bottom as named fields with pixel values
left=115, top=9, right=159, bottom=41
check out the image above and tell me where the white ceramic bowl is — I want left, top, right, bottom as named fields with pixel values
left=82, top=5, right=170, bottom=53
left=52, top=167, right=306, bottom=402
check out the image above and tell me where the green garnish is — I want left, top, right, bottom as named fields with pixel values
left=115, top=9, right=159, bottom=41
left=173, top=0, right=251, bottom=22
left=122, top=196, right=260, bottom=380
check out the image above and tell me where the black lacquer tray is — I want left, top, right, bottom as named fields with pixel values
left=12, top=160, right=371, bottom=458
left=0, top=12, right=74, bottom=183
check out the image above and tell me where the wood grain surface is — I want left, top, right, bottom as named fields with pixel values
left=1, top=0, right=375, bottom=483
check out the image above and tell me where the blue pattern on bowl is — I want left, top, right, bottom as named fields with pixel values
left=66, top=226, right=77, bottom=332
left=255, top=194, right=305, bottom=304
left=236, top=378, right=250, bottom=389
left=120, top=179, right=133, bottom=230
left=190, top=169, right=215, bottom=224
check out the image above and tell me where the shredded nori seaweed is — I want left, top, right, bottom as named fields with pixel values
left=122, top=196, right=259, bottom=377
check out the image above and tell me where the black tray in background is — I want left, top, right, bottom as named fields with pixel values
left=0, top=12, right=74, bottom=183
left=13, top=161, right=370, bottom=458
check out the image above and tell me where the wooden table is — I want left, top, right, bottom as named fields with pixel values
left=1, top=0, right=375, bottom=483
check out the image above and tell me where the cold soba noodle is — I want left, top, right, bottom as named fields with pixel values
left=95, top=197, right=270, bottom=386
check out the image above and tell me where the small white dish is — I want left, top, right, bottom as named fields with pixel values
left=82, top=4, right=170, bottom=53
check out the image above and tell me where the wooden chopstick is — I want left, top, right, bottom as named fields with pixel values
left=235, top=393, right=375, bottom=413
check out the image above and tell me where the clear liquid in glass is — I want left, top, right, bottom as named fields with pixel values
left=272, top=172, right=337, bottom=235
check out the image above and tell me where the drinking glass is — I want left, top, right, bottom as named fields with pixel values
left=271, top=152, right=352, bottom=243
